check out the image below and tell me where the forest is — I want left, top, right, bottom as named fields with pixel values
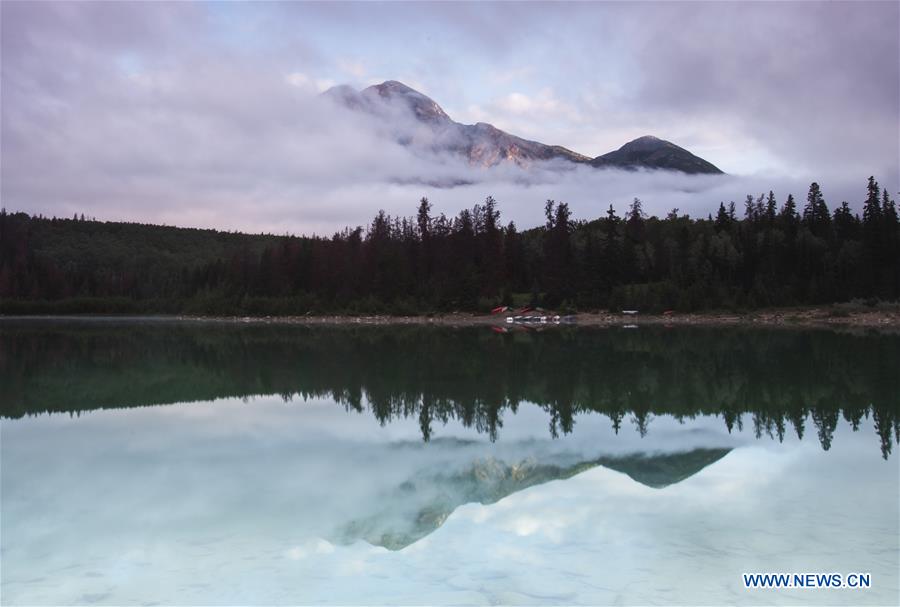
left=1, top=176, right=897, bottom=315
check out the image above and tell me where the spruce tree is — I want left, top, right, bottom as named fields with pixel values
left=715, top=202, right=730, bottom=231
left=882, top=188, right=898, bottom=228
left=779, top=194, right=798, bottom=236
left=833, top=202, right=857, bottom=241
left=603, top=205, right=621, bottom=290
left=863, top=176, right=882, bottom=228
left=882, top=189, right=899, bottom=298
left=416, top=197, right=432, bottom=240
left=862, top=177, right=884, bottom=296
left=803, top=182, right=830, bottom=237
left=765, top=191, right=777, bottom=224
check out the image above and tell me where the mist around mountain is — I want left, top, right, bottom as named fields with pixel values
left=5, top=67, right=881, bottom=237
left=321, top=80, right=723, bottom=175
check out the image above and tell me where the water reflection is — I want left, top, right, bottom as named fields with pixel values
left=2, top=320, right=897, bottom=457
left=340, top=447, right=731, bottom=550
left=2, top=395, right=897, bottom=605
left=1, top=320, right=898, bottom=605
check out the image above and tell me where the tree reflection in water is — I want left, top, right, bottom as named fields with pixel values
left=2, top=320, right=897, bottom=458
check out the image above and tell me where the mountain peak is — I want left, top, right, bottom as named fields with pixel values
left=594, top=135, right=723, bottom=174
left=361, top=80, right=451, bottom=124
left=370, top=80, right=416, bottom=93
left=623, top=135, right=664, bottom=147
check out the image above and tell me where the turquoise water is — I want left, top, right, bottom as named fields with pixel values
left=1, top=320, right=897, bottom=605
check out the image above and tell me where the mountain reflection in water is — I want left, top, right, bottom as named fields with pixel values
left=339, top=447, right=731, bottom=550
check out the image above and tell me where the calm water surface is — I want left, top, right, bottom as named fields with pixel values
left=1, top=319, right=898, bottom=605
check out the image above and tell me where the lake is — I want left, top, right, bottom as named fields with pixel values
left=1, top=319, right=898, bottom=605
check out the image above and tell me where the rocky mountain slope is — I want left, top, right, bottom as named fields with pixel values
left=323, top=80, right=723, bottom=174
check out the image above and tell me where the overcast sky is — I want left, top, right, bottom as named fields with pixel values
left=2, top=1, right=898, bottom=234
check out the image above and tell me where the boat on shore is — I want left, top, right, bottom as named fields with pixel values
left=505, top=314, right=577, bottom=325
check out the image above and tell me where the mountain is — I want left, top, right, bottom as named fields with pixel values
left=596, top=448, right=732, bottom=488
left=322, top=80, right=723, bottom=174
left=363, top=80, right=452, bottom=125
left=592, top=135, right=723, bottom=175
left=325, top=80, right=590, bottom=167
left=336, top=448, right=732, bottom=550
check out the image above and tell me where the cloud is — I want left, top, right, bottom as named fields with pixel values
left=489, top=66, right=534, bottom=86
left=495, top=90, right=564, bottom=116
left=1, top=1, right=896, bottom=235
left=609, top=2, right=900, bottom=179
left=337, top=58, right=367, bottom=79
left=285, top=72, right=336, bottom=93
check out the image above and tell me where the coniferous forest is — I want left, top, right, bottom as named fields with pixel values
left=1, top=176, right=897, bottom=315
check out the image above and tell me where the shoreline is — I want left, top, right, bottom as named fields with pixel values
left=5, top=305, right=899, bottom=331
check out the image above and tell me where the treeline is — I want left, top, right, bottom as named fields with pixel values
left=1, top=176, right=897, bottom=314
